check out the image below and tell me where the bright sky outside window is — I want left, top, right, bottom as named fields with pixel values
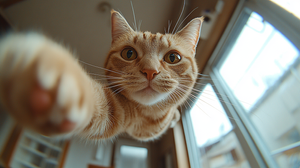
left=271, top=0, right=300, bottom=19
left=190, top=84, right=232, bottom=147
left=219, top=12, right=299, bottom=111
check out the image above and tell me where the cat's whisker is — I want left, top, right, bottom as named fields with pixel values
left=177, top=87, right=215, bottom=118
left=106, top=78, right=125, bottom=83
left=115, top=88, right=124, bottom=95
left=93, top=78, right=108, bottom=81
left=101, top=78, right=124, bottom=82
left=107, top=83, right=124, bottom=89
left=167, top=20, right=172, bottom=34
left=178, top=83, right=220, bottom=95
left=135, top=103, right=141, bottom=109
left=106, top=80, right=126, bottom=88
left=94, top=79, right=122, bottom=85
left=89, top=73, right=123, bottom=79
left=138, top=20, right=142, bottom=32
left=172, top=90, right=189, bottom=109
left=179, top=77, right=212, bottom=81
left=175, top=7, right=199, bottom=33
left=187, top=96, right=212, bottom=118
left=179, top=83, right=243, bottom=109
left=178, top=83, right=203, bottom=93
left=178, top=79, right=207, bottom=86
left=197, top=88, right=250, bottom=105
left=168, top=91, right=177, bottom=103
left=155, top=104, right=163, bottom=114
left=80, top=61, right=125, bottom=75
left=172, top=90, right=181, bottom=102
left=178, top=84, right=234, bottom=104
left=197, top=73, right=210, bottom=77
left=172, top=0, right=186, bottom=34
left=172, top=90, right=185, bottom=106
left=197, top=98, right=238, bottom=121
left=175, top=87, right=194, bottom=109
left=199, top=92, right=241, bottom=108
left=130, top=1, right=138, bottom=32
left=112, top=87, right=124, bottom=96
left=178, top=86, right=204, bottom=103
left=196, top=77, right=214, bottom=80
left=92, top=74, right=123, bottom=79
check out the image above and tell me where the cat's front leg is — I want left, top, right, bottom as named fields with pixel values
left=0, top=33, right=94, bottom=136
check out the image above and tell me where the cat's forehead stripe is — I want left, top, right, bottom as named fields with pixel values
left=150, top=34, right=156, bottom=43
left=133, top=35, right=138, bottom=44
left=167, top=39, right=171, bottom=48
left=128, top=32, right=174, bottom=57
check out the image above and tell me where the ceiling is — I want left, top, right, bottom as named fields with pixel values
left=2, top=0, right=188, bottom=74
left=1, top=0, right=237, bottom=74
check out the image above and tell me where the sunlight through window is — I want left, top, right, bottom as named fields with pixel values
left=190, top=84, right=250, bottom=168
left=217, top=11, right=300, bottom=168
left=271, top=0, right=300, bottom=19
left=219, top=12, right=299, bottom=111
left=190, top=84, right=232, bottom=147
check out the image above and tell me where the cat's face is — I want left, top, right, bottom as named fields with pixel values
left=104, top=10, right=202, bottom=106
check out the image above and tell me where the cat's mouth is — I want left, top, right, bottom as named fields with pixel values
left=139, top=86, right=157, bottom=94
left=130, top=85, right=169, bottom=106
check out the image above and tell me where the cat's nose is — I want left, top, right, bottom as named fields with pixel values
left=141, top=69, right=160, bottom=81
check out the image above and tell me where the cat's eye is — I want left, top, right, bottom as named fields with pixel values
left=121, top=48, right=137, bottom=60
left=164, top=52, right=181, bottom=64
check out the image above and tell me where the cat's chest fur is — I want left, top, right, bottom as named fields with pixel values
left=113, top=93, right=176, bottom=140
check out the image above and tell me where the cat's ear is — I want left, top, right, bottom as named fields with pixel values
left=111, top=10, right=134, bottom=42
left=176, top=17, right=204, bottom=53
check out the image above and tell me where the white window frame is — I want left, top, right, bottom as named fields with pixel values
left=182, top=0, right=300, bottom=168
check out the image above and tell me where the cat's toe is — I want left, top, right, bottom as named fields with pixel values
left=33, top=68, right=88, bottom=135
left=30, top=85, right=52, bottom=116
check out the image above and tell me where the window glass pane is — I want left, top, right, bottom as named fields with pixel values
left=190, top=84, right=250, bottom=168
left=218, top=11, right=300, bottom=168
left=271, top=0, right=300, bottom=19
left=120, top=146, right=148, bottom=168
left=219, top=12, right=299, bottom=111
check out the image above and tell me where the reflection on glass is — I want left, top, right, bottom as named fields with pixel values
left=219, top=12, right=299, bottom=111
left=190, top=84, right=250, bottom=168
left=219, top=11, right=300, bottom=168
left=120, top=146, right=148, bottom=168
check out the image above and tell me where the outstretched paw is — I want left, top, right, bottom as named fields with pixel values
left=0, top=33, right=93, bottom=136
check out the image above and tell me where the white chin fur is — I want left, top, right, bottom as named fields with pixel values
left=130, top=91, right=169, bottom=106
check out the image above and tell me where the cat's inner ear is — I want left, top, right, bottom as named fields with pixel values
left=176, top=17, right=204, bottom=53
left=111, top=10, right=134, bottom=42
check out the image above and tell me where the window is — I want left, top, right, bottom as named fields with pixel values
left=219, top=12, right=299, bottom=111
left=119, top=146, right=148, bottom=168
left=183, top=0, right=300, bottom=168
left=271, top=0, right=300, bottom=19
left=216, top=10, right=300, bottom=168
left=190, top=84, right=250, bottom=168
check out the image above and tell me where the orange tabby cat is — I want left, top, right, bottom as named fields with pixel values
left=0, top=10, right=203, bottom=141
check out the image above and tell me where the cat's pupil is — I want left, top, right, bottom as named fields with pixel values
left=127, top=50, right=133, bottom=58
left=169, top=54, right=175, bottom=62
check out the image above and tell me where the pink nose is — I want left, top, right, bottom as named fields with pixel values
left=141, top=69, right=159, bottom=80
